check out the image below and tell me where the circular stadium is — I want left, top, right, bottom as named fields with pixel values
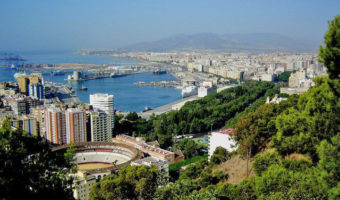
left=52, top=142, right=139, bottom=174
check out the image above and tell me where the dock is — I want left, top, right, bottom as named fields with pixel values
left=138, top=84, right=240, bottom=119
left=139, top=96, right=199, bottom=119
left=134, top=80, right=180, bottom=88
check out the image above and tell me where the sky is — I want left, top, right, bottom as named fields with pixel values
left=0, top=0, right=339, bottom=51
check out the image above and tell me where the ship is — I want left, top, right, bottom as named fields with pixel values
left=79, top=85, right=88, bottom=91
left=50, top=70, right=65, bottom=76
left=14, top=72, right=27, bottom=79
left=153, top=70, right=167, bottom=75
left=181, top=85, right=198, bottom=98
left=142, top=106, right=152, bottom=112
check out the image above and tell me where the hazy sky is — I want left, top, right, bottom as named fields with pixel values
left=0, top=0, right=339, bottom=51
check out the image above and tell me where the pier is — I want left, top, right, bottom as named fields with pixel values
left=65, top=71, right=136, bottom=81
left=139, top=95, right=199, bottom=119
left=134, top=80, right=180, bottom=88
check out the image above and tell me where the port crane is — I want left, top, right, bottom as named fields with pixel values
left=0, top=53, right=26, bottom=67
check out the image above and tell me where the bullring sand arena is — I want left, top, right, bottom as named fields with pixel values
left=52, top=142, right=139, bottom=173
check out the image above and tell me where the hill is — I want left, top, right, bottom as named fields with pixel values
left=121, top=32, right=317, bottom=52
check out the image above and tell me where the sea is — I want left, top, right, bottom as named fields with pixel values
left=0, top=51, right=182, bottom=112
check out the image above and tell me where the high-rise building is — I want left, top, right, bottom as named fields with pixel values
left=17, top=75, right=41, bottom=95
left=90, top=111, right=112, bottom=142
left=28, top=83, right=44, bottom=99
left=90, top=93, right=115, bottom=129
left=44, top=107, right=66, bottom=145
left=9, top=99, right=27, bottom=115
left=30, top=106, right=45, bottom=137
left=11, top=115, right=38, bottom=136
left=89, top=93, right=114, bottom=115
left=65, top=108, right=87, bottom=144
left=17, top=77, right=29, bottom=95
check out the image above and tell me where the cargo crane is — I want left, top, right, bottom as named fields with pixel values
left=0, top=53, right=26, bottom=68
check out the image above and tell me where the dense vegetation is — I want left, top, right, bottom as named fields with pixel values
left=0, top=118, right=75, bottom=200
left=91, top=15, right=340, bottom=200
left=151, top=81, right=276, bottom=149
left=151, top=72, right=340, bottom=199
left=225, top=84, right=282, bottom=128
left=277, top=71, right=293, bottom=82
left=173, top=138, right=200, bottom=157
left=115, top=81, right=277, bottom=150
left=89, top=165, right=167, bottom=200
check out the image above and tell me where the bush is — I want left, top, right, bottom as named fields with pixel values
left=210, top=147, right=230, bottom=165
left=252, top=151, right=282, bottom=175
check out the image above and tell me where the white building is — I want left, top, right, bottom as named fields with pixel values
left=90, top=93, right=114, bottom=129
left=266, top=94, right=288, bottom=104
left=65, top=108, right=87, bottom=144
left=131, top=157, right=169, bottom=172
left=209, top=128, right=237, bottom=158
left=89, top=93, right=114, bottom=115
left=260, top=73, right=275, bottom=82
left=198, top=86, right=217, bottom=97
left=90, top=111, right=113, bottom=142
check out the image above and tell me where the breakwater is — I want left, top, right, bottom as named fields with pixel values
left=134, top=80, right=180, bottom=88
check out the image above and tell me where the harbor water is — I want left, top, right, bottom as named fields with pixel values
left=0, top=51, right=181, bottom=112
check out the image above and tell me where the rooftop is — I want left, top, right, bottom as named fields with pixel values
left=214, top=128, right=234, bottom=135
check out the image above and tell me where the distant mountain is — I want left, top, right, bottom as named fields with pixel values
left=121, top=33, right=317, bottom=52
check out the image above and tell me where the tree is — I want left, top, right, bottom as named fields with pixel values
left=64, top=142, right=77, bottom=173
left=234, top=96, right=298, bottom=157
left=89, top=165, right=160, bottom=200
left=0, top=116, right=11, bottom=130
left=273, top=77, right=340, bottom=157
left=125, top=112, right=139, bottom=121
left=210, top=147, right=230, bottom=165
left=252, top=151, right=282, bottom=175
left=0, top=121, right=74, bottom=200
left=174, top=138, right=200, bottom=158
left=319, top=15, right=340, bottom=79
left=317, top=135, right=340, bottom=185
left=277, top=71, right=292, bottom=82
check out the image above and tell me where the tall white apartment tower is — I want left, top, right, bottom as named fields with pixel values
left=65, top=108, right=87, bottom=144
left=90, top=93, right=115, bottom=131
left=89, top=93, right=114, bottom=115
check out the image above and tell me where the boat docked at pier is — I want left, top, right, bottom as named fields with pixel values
left=181, top=85, right=198, bottom=98
left=50, top=70, right=65, bottom=76
left=153, top=70, right=167, bottom=75
left=79, top=85, right=88, bottom=91
left=14, top=72, right=27, bottom=79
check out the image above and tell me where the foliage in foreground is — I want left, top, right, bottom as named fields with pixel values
left=0, top=118, right=75, bottom=200
left=89, top=165, right=164, bottom=200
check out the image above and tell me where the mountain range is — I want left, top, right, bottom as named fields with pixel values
left=121, top=33, right=319, bottom=52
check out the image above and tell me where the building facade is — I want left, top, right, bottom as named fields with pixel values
left=17, top=75, right=41, bottom=95
left=89, top=93, right=114, bottom=115
left=90, top=111, right=112, bottom=142
left=66, top=108, right=87, bottom=144
left=44, top=107, right=66, bottom=145
left=72, top=171, right=96, bottom=200
left=28, top=83, right=44, bottom=99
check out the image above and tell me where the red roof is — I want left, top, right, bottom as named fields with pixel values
left=215, top=128, right=234, bottom=135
